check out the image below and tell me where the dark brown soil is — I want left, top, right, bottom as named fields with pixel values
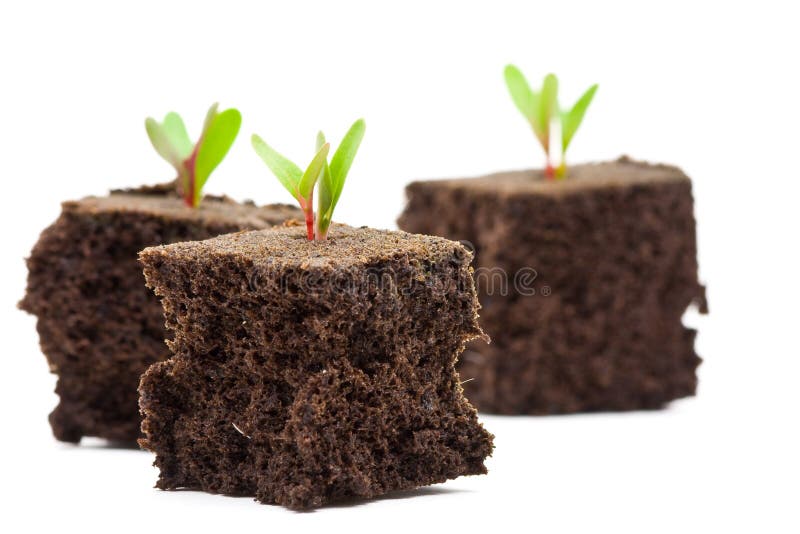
left=398, top=157, right=707, bottom=414
left=138, top=224, right=493, bottom=509
left=19, top=185, right=301, bottom=443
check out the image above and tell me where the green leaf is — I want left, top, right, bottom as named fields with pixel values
left=538, top=73, right=559, bottom=151
left=504, top=64, right=537, bottom=120
left=146, top=117, right=184, bottom=170
left=317, top=177, right=333, bottom=230
left=297, top=142, right=330, bottom=201
left=161, top=112, right=193, bottom=160
left=561, top=84, right=598, bottom=152
left=203, top=102, right=220, bottom=133
left=251, top=134, right=303, bottom=199
left=193, top=107, right=242, bottom=204
left=504, top=65, right=548, bottom=151
left=316, top=119, right=366, bottom=239
left=327, top=118, right=365, bottom=215
left=316, top=131, right=333, bottom=217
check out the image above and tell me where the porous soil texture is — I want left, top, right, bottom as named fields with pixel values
left=19, top=183, right=300, bottom=443
left=398, top=157, right=707, bottom=414
left=138, top=224, right=493, bottom=509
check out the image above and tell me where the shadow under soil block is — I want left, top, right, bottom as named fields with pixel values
left=138, top=224, right=493, bottom=509
left=19, top=184, right=300, bottom=443
left=398, top=157, right=707, bottom=414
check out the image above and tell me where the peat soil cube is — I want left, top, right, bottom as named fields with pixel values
left=19, top=184, right=300, bottom=443
left=138, top=224, right=493, bottom=509
left=398, top=157, right=707, bottom=414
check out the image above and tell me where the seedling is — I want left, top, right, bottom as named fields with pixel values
left=252, top=119, right=365, bottom=241
left=504, top=65, right=597, bottom=179
left=146, top=103, right=242, bottom=207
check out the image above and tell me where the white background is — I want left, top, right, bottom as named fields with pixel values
left=1, top=1, right=798, bottom=532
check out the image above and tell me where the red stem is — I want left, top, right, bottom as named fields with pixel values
left=545, top=161, right=556, bottom=180
left=298, top=197, right=314, bottom=240
left=304, top=210, right=314, bottom=240
left=182, top=148, right=199, bottom=207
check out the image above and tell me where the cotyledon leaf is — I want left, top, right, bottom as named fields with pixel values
left=251, top=134, right=304, bottom=200
left=193, top=107, right=242, bottom=204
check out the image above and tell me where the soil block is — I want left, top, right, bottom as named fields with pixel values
left=138, top=224, right=493, bottom=509
left=398, top=157, right=707, bottom=414
left=19, top=184, right=301, bottom=443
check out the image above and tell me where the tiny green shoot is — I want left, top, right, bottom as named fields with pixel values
left=504, top=65, right=597, bottom=179
left=145, top=103, right=242, bottom=207
left=252, top=119, right=365, bottom=241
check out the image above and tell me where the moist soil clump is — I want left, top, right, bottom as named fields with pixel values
left=138, top=224, right=493, bottom=509
left=398, top=157, right=707, bottom=414
left=20, top=184, right=300, bottom=443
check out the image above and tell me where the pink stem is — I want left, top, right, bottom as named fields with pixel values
left=182, top=148, right=200, bottom=207
left=545, top=161, right=556, bottom=180
left=298, top=197, right=314, bottom=240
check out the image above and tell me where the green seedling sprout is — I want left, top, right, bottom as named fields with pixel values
left=146, top=103, right=242, bottom=207
left=504, top=65, right=597, bottom=179
left=252, top=118, right=365, bottom=241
